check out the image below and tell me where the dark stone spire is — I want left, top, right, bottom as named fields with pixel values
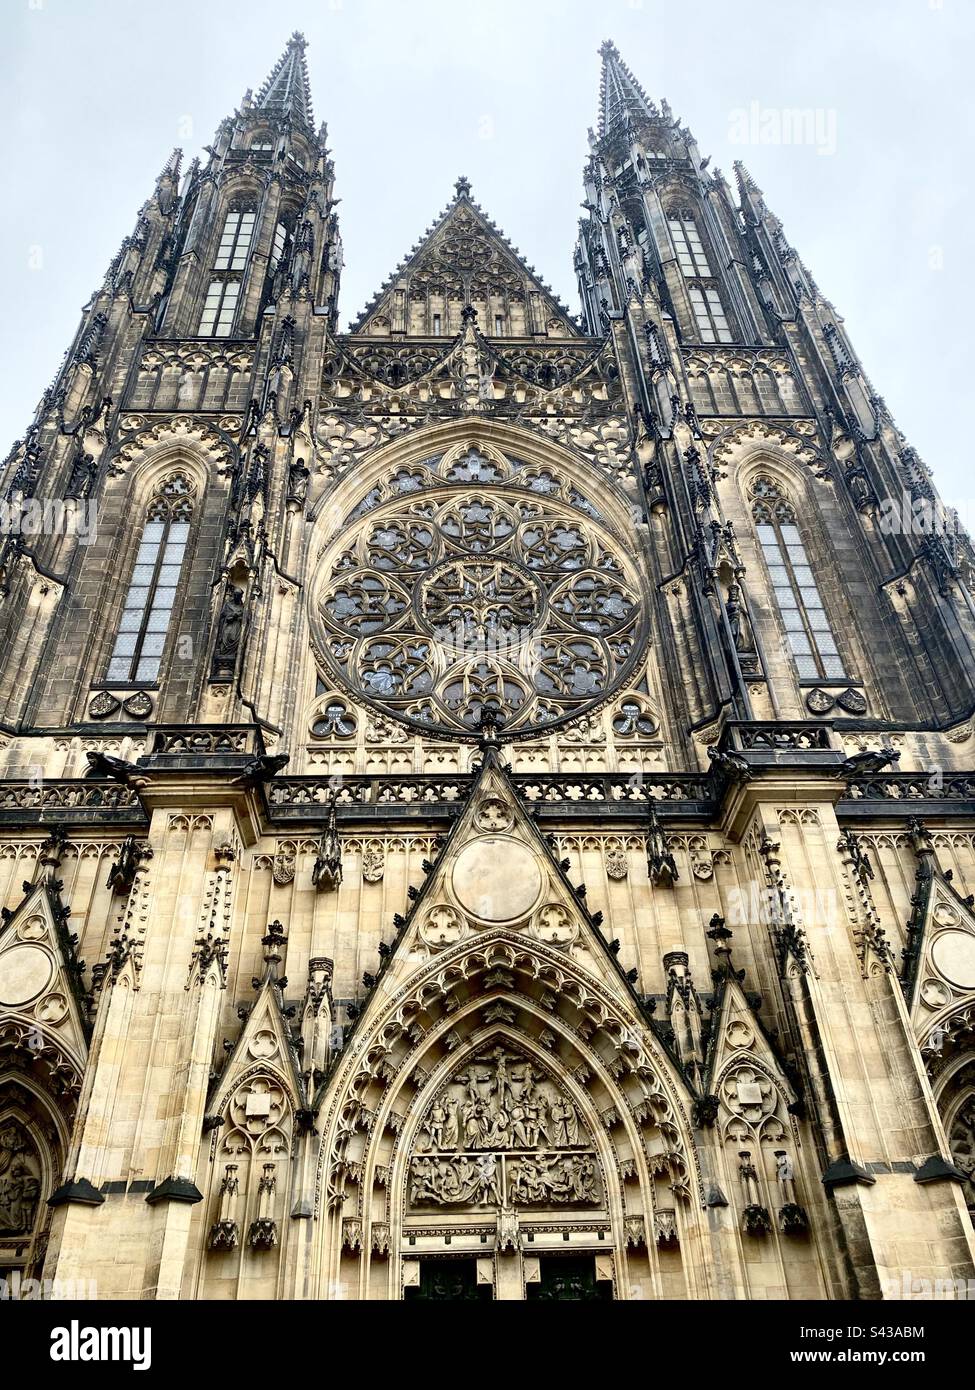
left=597, top=39, right=658, bottom=137
left=255, top=31, right=314, bottom=131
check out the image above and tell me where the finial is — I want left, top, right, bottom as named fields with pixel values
left=454, top=174, right=472, bottom=198
left=460, top=303, right=478, bottom=324
left=475, top=704, right=504, bottom=749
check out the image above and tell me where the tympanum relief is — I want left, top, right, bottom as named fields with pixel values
left=409, top=1046, right=601, bottom=1209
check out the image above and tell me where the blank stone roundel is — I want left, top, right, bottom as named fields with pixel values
left=451, top=838, right=542, bottom=923
left=0, top=944, right=54, bottom=1007
left=931, top=931, right=975, bottom=990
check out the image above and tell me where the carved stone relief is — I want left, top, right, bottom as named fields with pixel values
left=408, top=1046, right=601, bottom=1210
left=0, top=1120, right=42, bottom=1235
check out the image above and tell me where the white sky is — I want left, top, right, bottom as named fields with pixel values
left=2, top=0, right=972, bottom=512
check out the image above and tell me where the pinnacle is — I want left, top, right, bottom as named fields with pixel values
left=157, top=147, right=182, bottom=183
left=734, top=159, right=763, bottom=201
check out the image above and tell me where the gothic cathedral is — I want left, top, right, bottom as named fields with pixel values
left=1, top=34, right=974, bottom=1303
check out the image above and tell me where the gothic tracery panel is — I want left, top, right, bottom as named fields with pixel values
left=314, top=447, right=647, bottom=735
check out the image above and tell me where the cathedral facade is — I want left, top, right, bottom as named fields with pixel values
left=1, top=33, right=975, bottom=1301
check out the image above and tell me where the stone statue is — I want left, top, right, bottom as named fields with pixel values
left=211, top=585, right=246, bottom=677
left=0, top=1122, right=41, bottom=1234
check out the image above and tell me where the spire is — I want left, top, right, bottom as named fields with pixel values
left=597, top=39, right=658, bottom=137
left=156, top=147, right=182, bottom=186
left=734, top=160, right=764, bottom=202
left=255, top=31, right=314, bottom=130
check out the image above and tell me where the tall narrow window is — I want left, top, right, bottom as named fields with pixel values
left=214, top=208, right=256, bottom=270
left=270, top=223, right=286, bottom=270
left=106, top=474, right=195, bottom=684
left=668, top=211, right=712, bottom=277
left=668, top=207, right=733, bottom=344
left=198, top=205, right=256, bottom=336
left=432, top=313, right=442, bottom=336
left=198, top=279, right=241, bottom=337
left=750, top=476, right=845, bottom=680
left=688, top=286, right=732, bottom=344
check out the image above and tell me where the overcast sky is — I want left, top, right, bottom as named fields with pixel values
left=2, top=0, right=972, bottom=511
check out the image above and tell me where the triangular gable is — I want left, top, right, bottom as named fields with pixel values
left=334, top=748, right=648, bottom=1053
left=905, top=861, right=975, bottom=1050
left=208, top=968, right=304, bottom=1119
left=703, top=971, right=797, bottom=1117
left=350, top=182, right=582, bottom=339
left=0, top=877, right=90, bottom=1074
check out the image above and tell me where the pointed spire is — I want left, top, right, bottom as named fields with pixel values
left=156, top=147, right=182, bottom=186
left=734, top=159, right=764, bottom=203
left=597, top=39, right=658, bottom=137
left=255, top=31, right=314, bottom=130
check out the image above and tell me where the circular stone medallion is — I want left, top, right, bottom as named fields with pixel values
left=451, top=838, right=543, bottom=923
left=932, top=931, right=975, bottom=990
left=0, top=944, right=54, bottom=1007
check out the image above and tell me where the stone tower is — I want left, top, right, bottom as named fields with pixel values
left=1, top=34, right=974, bottom=1301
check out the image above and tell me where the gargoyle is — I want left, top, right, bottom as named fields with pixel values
left=86, top=751, right=142, bottom=786
left=230, top=753, right=290, bottom=787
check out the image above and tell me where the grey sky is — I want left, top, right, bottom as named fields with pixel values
left=2, top=0, right=972, bottom=511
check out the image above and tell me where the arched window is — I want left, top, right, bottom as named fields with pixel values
left=106, top=473, right=195, bottom=684
left=750, top=475, right=844, bottom=680
left=198, top=204, right=257, bottom=336
left=667, top=208, right=732, bottom=344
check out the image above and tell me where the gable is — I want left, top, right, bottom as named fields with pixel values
left=345, top=747, right=645, bottom=1005
left=351, top=185, right=582, bottom=340
left=0, top=877, right=90, bottom=1087
left=906, top=862, right=975, bottom=1051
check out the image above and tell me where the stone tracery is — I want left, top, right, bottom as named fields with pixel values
left=315, top=445, right=645, bottom=735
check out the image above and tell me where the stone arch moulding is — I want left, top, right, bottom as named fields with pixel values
left=312, top=930, right=707, bottom=1301
left=308, top=416, right=642, bottom=544
left=110, top=415, right=238, bottom=479
left=707, top=421, right=827, bottom=484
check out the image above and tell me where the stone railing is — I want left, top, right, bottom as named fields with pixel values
left=721, top=721, right=836, bottom=752
left=268, top=777, right=471, bottom=808
left=0, top=781, right=140, bottom=810
left=0, top=780, right=146, bottom=826
left=267, top=772, right=716, bottom=822
left=844, top=773, right=975, bottom=802
left=513, top=774, right=713, bottom=804
left=147, top=724, right=266, bottom=757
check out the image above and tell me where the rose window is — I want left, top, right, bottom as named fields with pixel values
left=315, top=457, right=646, bottom=735
left=420, top=561, right=540, bottom=647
